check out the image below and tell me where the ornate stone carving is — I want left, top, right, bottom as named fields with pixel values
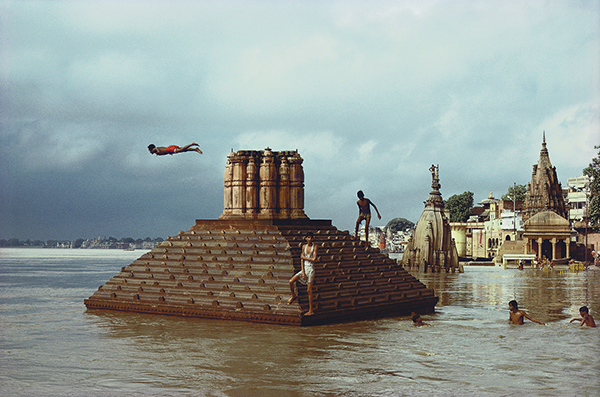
left=219, top=148, right=307, bottom=220
left=523, top=132, right=567, bottom=222
left=402, top=165, right=460, bottom=273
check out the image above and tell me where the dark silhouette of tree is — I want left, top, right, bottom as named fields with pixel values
left=501, top=184, right=527, bottom=202
left=73, top=238, right=84, bottom=248
left=445, top=191, right=474, bottom=222
left=384, top=218, right=415, bottom=233
left=584, top=145, right=600, bottom=231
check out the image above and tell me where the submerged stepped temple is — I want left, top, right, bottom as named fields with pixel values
left=401, top=165, right=460, bottom=273
left=85, top=148, right=438, bottom=326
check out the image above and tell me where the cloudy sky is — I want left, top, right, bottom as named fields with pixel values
left=1, top=1, right=599, bottom=241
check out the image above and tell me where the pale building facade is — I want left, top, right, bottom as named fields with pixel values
left=566, top=175, right=590, bottom=223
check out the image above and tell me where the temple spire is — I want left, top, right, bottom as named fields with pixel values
left=523, top=132, right=567, bottom=221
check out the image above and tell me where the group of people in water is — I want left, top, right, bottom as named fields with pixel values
left=411, top=301, right=596, bottom=327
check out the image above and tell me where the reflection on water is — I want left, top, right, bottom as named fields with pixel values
left=1, top=249, right=599, bottom=396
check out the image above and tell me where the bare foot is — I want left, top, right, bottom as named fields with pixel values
left=304, top=311, right=314, bottom=316
left=287, top=295, right=297, bottom=305
left=196, top=148, right=203, bottom=154
left=192, top=141, right=198, bottom=146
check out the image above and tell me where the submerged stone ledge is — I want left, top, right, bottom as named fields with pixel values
left=85, top=219, right=438, bottom=326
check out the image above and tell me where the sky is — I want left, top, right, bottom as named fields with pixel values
left=1, top=0, right=599, bottom=241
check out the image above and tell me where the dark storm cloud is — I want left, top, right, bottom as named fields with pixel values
left=1, top=1, right=599, bottom=240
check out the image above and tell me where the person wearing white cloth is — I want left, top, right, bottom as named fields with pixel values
left=287, top=232, right=318, bottom=316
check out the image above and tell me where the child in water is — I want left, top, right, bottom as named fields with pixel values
left=570, top=306, right=596, bottom=327
left=412, top=314, right=431, bottom=327
left=508, top=300, right=545, bottom=325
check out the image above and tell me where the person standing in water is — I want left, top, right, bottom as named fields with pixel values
left=570, top=306, right=596, bottom=327
left=354, top=190, right=381, bottom=248
left=288, top=232, right=318, bottom=316
left=412, top=314, right=431, bottom=327
left=508, top=300, right=545, bottom=325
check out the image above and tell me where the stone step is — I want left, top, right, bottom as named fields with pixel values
left=85, top=219, right=438, bottom=326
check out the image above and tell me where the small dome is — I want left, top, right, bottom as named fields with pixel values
left=524, top=210, right=569, bottom=228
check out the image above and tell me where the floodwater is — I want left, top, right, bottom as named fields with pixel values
left=1, top=248, right=599, bottom=396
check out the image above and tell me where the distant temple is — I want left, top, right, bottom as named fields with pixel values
left=492, top=133, right=575, bottom=264
left=521, top=133, right=571, bottom=260
left=85, top=148, right=438, bottom=325
left=522, top=132, right=568, bottom=222
left=402, top=165, right=460, bottom=273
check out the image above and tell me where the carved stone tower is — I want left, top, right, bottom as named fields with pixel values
left=220, top=148, right=307, bottom=220
left=523, top=132, right=568, bottom=222
left=401, top=165, right=460, bottom=273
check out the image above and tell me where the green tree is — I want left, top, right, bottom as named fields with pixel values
left=445, top=191, right=474, bottom=222
left=583, top=145, right=600, bottom=231
left=385, top=218, right=415, bottom=233
left=501, top=184, right=527, bottom=202
left=73, top=238, right=84, bottom=248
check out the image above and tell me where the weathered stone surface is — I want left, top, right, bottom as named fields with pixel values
left=521, top=134, right=572, bottom=260
left=401, top=165, right=460, bottom=273
left=523, top=133, right=568, bottom=222
left=221, top=148, right=307, bottom=220
left=85, top=219, right=438, bottom=325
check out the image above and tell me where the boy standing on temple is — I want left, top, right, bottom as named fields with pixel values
left=354, top=190, right=382, bottom=248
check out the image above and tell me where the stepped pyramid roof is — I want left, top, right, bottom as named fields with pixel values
left=84, top=220, right=438, bottom=325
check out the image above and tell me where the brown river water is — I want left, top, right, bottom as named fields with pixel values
left=1, top=248, right=599, bottom=396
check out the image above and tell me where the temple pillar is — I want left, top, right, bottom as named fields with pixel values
left=566, top=238, right=570, bottom=259
left=551, top=237, right=557, bottom=260
left=278, top=157, right=290, bottom=219
left=259, top=148, right=277, bottom=219
left=220, top=153, right=234, bottom=219
left=231, top=156, right=247, bottom=216
left=245, top=156, right=258, bottom=217
left=537, top=238, right=543, bottom=257
left=423, top=235, right=431, bottom=266
left=289, top=153, right=307, bottom=219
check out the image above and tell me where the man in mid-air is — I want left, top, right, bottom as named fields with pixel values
left=148, top=142, right=202, bottom=156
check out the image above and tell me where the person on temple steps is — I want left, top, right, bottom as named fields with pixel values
left=288, top=232, right=318, bottom=316
left=354, top=190, right=381, bottom=248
